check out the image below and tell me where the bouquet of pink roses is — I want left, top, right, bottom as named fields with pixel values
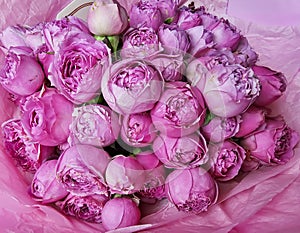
left=0, top=0, right=300, bottom=232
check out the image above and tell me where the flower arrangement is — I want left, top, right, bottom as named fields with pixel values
left=0, top=0, right=299, bottom=232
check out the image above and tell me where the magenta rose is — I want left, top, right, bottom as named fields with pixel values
left=101, top=59, right=163, bottom=115
left=105, top=155, right=145, bottom=194
left=21, top=88, right=73, bottom=146
left=240, top=116, right=299, bottom=165
left=208, top=140, right=246, bottom=181
left=120, top=111, right=157, bottom=147
left=101, top=197, right=141, bottom=230
left=232, top=36, right=258, bottom=67
left=136, top=151, right=166, bottom=201
left=88, top=0, right=128, bottom=36
left=152, top=0, right=178, bottom=21
left=48, top=33, right=111, bottom=104
left=151, top=81, right=206, bottom=137
left=58, top=194, right=109, bottom=223
left=186, top=56, right=260, bottom=117
left=120, top=27, right=160, bottom=59
left=56, top=144, right=110, bottom=196
left=165, top=167, right=218, bottom=214
left=153, top=132, right=208, bottom=169
left=1, top=119, right=54, bottom=172
left=30, top=160, right=68, bottom=203
left=68, top=104, right=120, bottom=147
left=253, top=65, right=287, bottom=106
left=0, top=47, right=44, bottom=96
left=176, top=6, right=204, bottom=30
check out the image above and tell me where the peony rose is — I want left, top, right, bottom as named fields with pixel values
left=105, top=155, right=145, bottom=194
left=101, top=197, right=141, bottom=230
left=165, top=167, right=218, bottom=214
left=21, top=88, right=73, bottom=146
left=0, top=47, right=44, bottom=96
left=120, top=27, right=160, bottom=58
left=30, top=160, right=68, bottom=203
left=68, top=104, right=120, bottom=147
left=240, top=116, right=299, bottom=165
left=87, top=0, right=128, bottom=36
left=101, top=59, right=163, bottom=115
left=48, top=33, right=111, bottom=104
left=130, top=0, right=163, bottom=31
left=153, top=132, right=208, bottom=169
left=201, top=115, right=241, bottom=143
left=58, top=194, right=109, bottom=223
left=153, top=0, right=178, bottom=21
left=120, top=111, right=156, bottom=148
left=1, top=119, right=54, bottom=172
left=136, top=151, right=166, bottom=201
left=208, top=140, right=246, bottom=181
left=186, top=56, right=260, bottom=117
left=176, top=6, right=204, bottom=30
left=253, top=65, right=287, bottom=106
left=232, top=36, right=258, bottom=67
left=56, top=144, right=110, bottom=196
left=151, top=81, right=206, bottom=137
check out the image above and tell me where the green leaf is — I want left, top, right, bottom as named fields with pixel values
left=203, top=110, right=215, bottom=126
left=94, top=35, right=106, bottom=41
left=107, top=35, right=120, bottom=53
left=132, top=148, right=142, bottom=155
left=164, top=17, right=174, bottom=24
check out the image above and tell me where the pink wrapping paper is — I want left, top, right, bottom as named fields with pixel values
left=0, top=0, right=300, bottom=232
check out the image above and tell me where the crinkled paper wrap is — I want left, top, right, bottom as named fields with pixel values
left=0, top=0, right=300, bottom=232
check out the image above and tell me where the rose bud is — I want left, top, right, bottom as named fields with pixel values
left=120, top=27, right=160, bottom=59
left=186, top=56, right=260, bottom=117
left=253, top=65, right=287, bottom=106
left=105, top=155, right=145, bottom=194
left=56, top=144, right=110, bottom=196
left=21, top=88, right=73, bottom=146
left=149, top=53, right=184, bottom=82
left=0, top=47, right=44, bottom=96
left=136, top=151, right=166, bottom=201
left=121, top=112, right=157, bottom=147
left=208, top=140, right=246, bottom=181
left=48, top=33, right=111, bottom=104
left=176, top=6, right=204, bottom=30
left=235, top=106, right=267, bottom=138
left=130, top=0, right=163, bottom=31
left=201, top=115, right=242, bottom=143
left=240, top=116, right=299, bottom=165
left=69, top=104, right=120, bottom=147
left=151, top=81, right=206, bottom=137
left=30, top=160, right=68, bottom=203
left=158, top=24, right=190, bottom=55
left=232, top=36, right=258, bottom=67
left=57, top=194, right=109, bottom=223
left=87, top=0, right=128, bottom=36
left=165, top=167, right=218, bottom=214
left=153, top=133, right=208, bottom=169
left=101, top=59, right=163, bottom=115
left=102, top=197, right=141, bottom=230
left=1, top=119, right=54, bottom=173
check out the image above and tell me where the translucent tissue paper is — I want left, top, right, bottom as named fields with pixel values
left=1, top=0, right=300, bottom=232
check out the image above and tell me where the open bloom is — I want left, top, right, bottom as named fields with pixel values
left=241, top=116, right=299, bottom=165
left=105, top=155, right=145, bottom=194
left=153, top=133, right=208, bottom=169
left=48, top=33, right=110, bottom=104
left=69, top=104, right=120, bottom=147
left=121, top=111, right=156, bottom=147
left=101, top=59, right=163, bottom=115
left=186, top=56, right=260, bottom=117
left=253, top=65, right=287, bottom=106
left=21, top=88, right=73, bottom=146
left=209, top=140, right=246, bottom=181
left=58, top=194, right=109, bottom=223
left=1, top=119, right=53, bottom=172
left=151, top=81, right=206, bottom=137
left=56, top=144, right=110, bottom=196
left=0, top=47, right=44, bottom=96
left=30, top=160, right=68, bottom=203
left=166, top=167, right=218, bottom=214
left=102, top=197, right=141, bottom=231
left=88, top=0, right=128, bottom=36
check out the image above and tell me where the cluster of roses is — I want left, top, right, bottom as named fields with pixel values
left=0, top=0, right=299, bottom=231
